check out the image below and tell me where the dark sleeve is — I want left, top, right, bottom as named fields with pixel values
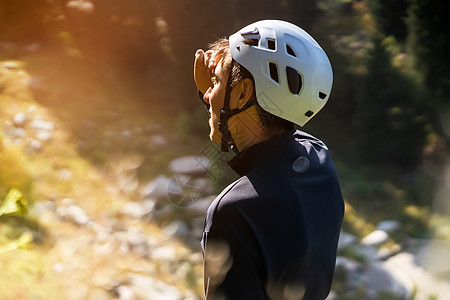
left=203, top=202, right=266, bottom=300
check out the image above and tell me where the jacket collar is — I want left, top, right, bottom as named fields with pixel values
left=228, top=129, right=295, bottom=176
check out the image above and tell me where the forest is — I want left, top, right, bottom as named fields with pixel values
left=0, top=0, right=449, bottom=299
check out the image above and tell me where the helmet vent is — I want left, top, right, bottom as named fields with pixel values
left=250, top=39, right=259, bottom=46
left=286, top=66, right=302, bottom=94
left=286, top=44, right=296, bottom=57
left=305, top=110, right=314, bottom=117
left=267, top=39, right=276, bottom=50
left=319, top=92, right=327, bottom=99
left=269, top=62, right=279, bottom=83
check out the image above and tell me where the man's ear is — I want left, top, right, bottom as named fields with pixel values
left=232, top=78, right=255, bottom=110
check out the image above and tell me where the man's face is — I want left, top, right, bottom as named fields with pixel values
left=203, top=56, right=230, bottom=144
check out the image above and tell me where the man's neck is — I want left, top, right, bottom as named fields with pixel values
left=227, top=105, right=284, bottom=152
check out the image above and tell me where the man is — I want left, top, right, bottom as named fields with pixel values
left=193, top=20, right=344, bottom=300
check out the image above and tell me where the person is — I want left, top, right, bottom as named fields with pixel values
left=193, top=20, right=344, bottom=300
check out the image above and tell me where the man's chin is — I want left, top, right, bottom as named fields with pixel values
left=209, top=130, right=222, bottom=144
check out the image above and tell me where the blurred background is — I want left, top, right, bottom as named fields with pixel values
left=0, top=0, right=449, bottom=299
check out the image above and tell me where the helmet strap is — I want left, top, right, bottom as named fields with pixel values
left=219, top=59, right=257, bottom=154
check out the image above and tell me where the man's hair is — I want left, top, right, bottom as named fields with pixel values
left=208, top=38, right=293, bottom=133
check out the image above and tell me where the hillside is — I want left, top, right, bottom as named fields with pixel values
left=0, top=60, right=204, bottom=299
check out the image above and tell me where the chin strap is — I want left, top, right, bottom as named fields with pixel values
left=219, top=59, right=256, bottom=153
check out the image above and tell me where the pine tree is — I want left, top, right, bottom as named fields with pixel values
left=354, top=37, right=427, bottom=167
left=407, top=0, right=450, bottom=105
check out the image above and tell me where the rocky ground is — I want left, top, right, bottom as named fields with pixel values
left=1, top=59, right=450, bottom=299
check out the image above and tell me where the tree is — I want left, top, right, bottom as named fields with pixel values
left=407, top=0, right=450, bottom=106
left=354, top=36, right=428, bottom=167
left=368, top=0, right=408, bottom=41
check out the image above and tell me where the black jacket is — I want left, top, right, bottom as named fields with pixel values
left=202, top=129, right=344, bottom=300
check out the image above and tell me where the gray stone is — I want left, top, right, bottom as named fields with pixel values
left=29, top=119, right=55, bottom=131
left=35, top=130, right=53, bottom=141
left=376, top=244, right=401, bottom=261
left=3, top=61, right=20, bottom=70
left=184, top=197, right=214, bottom=218
left=28, top=139, right=42, bottom=151
left=416, top=239, right=450, bottom=273
left=58, top=169, right=73, bottom=181
left=120, top=201, right=149, bottom=219
left=362, top=261, right=407, bottom=299
left=335, top=256, right=361, bottom=276
left=169, top=156, right=210, bottom=175
left=383, top=251, right=450, bottom=300
left=12, top=112, right=28, bottom=127
left=338, top=231, right=358, bottom=250
left=150, top=135, right=168, bottom=147
left=152, top=204, right=174, bottom=222
left=117, top=285, right=136, bottom=300
left=65, top=204, right=91, bottom=226
left=162, top=219, right=190, bottom=237
left=126, top=228, right=150, bottom=257
left=354, top=245, right=379, bottom=262
left=27, top=105, right=37, bottom=114
left=57, top=203, right=90, bottom=226
left=377, top=220, right=402, bottom=233
left=141, top=175, right=181, bottom=199
left=11, top=127, right=27, bottom=139
left=361, top=230, right=389, bottom=247
left=127, top=273, right=184, bottom=300
left=192, top=177, right=215, bottom=196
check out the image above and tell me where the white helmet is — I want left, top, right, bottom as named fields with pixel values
left=229, top=20, right=333, bottom=126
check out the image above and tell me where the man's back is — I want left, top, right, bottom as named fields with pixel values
left=202, top=130, right=345, bottom=299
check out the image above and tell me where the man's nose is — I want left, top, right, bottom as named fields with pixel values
left=203, top=87, right=212, bottom=105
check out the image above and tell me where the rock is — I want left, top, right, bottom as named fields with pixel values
left=141, top=175, right=181, bottom=200
left=58, top=169, right=73, bottom=181
left=31, top=201, right=58, bottom=224
left=361, top=230, right=389, bottom=247
left=150, top=135, right=168, bottom=147
left=338, top=231, right=358, bottom=251
left=383, top=251, right=450, bottom=300
left=335, top=256, right=361, bottom=277
left=190, top=217, right=205, bottom=240
left=114, top=228, right=149, bottom=257
left=376, top=244, right=401, bottom=261
left=162, top=219, right=190, bottom=237
left=377, top=220, right=402, bottom=233
left=35, top=130, right=53, bottom=141
left=117, top=285, right=136, bottom=300
left=120, top=201, right=149, bottom=219
left=192, top=177, right=215, bottom=196
left=3, top=61, right=20, bottom=70
left=27, top=139, right=42, bottom=152
left=66, top=204, right=91, bottom=226
left=151, top=245, right=177, bottom=261
left=66, top=0, right=95, bottom=15
left=12, top=112, right=28, bottom=127
left=11, top=127, right=27, bottom=139
left=127, top=273, right=184, bottom=300
left=362, top=261, right=407, bottom=299
left=152, top=204, right=174, bottom=222
left=57, top=203, right=90, bottom=226
left=175, top=261, right=191, bottom=279
left=353, top=245, right=379, bottom=262
left=416, top=239, right=450, bottom=274
left=29, top=119, right=55, bottom=131
left=27, top=105, right=38, bottom=114
left=169, top=156, right=210, bottom=175
left=184, top=197, right=214, bottom=218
